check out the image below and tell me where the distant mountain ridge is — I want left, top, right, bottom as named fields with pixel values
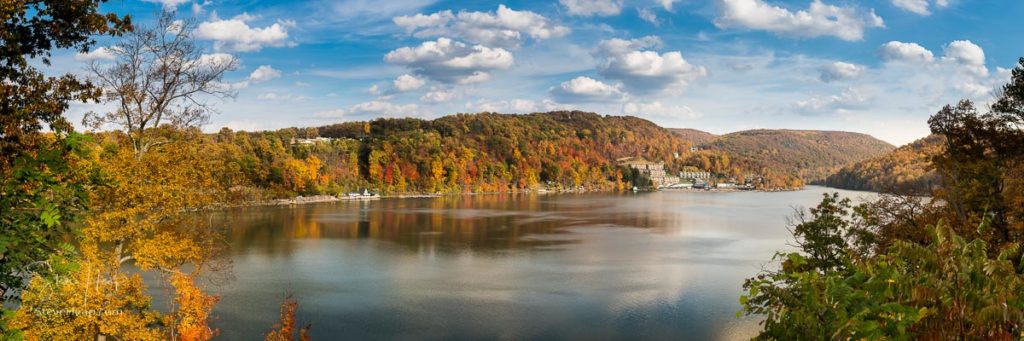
left=824, top=134, right=945, bottom=194
left=694, top=129, right=896, bottom=183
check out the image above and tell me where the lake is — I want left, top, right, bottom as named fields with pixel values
left=177, top=186, right=874, bottom=340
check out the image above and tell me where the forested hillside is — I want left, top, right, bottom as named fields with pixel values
left=701, top=129, right=895, bottom=183
left=197, top=111, right=794, bottom=196
left=667, top=128, right=716, bottom=145
left=824, top=134, right=944, bottom=193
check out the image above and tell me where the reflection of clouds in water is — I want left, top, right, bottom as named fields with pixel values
left=210, top=187, right=874, bottom=340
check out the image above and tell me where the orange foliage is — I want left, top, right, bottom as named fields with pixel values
left=170, top=273, right=220, bottom=341
left=264, top=296, right=312, bottom=341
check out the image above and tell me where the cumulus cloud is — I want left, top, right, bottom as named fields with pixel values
left=943, top=40, right=987, bottom=77
left=794, top=87, right=871, bottom=114
left=384, top=38, right=514, bottom=84
left=819, top=61, right=866, bottom=82
left=196, top=13, right=292, bottom=52
left=393, top=5, right=569, bottom=49
left=660, top=0, right=679, bottom=10
left=74, top=46, right=119, bottom=61
left=560, top=0, right=623, bottom=17
left=891, top=0, right=949, bottom=16
left=192, top=53, right=238, bottom=69
left=714, top=0, right=884, bottom=41
left=879, top=41, right=935, bottom=62
left=622, top=101, right=701, bottom=119
left=420, top=88, right=460, bottom=103
left=595, top=38, right=707, bottom=94
left=248, top=65, right=281, bottom=83
left=393, top=74, right=426, bottom=92
left=230, top=65, right=281, bottom=89
left=550, top=76, right=626, bottom=102
left=637, top=8, right=659, bottom=26
left=595, top=36, right=663, bottom=56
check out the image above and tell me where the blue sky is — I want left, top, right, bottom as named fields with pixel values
left=54, top=0, right=1024, bottom=145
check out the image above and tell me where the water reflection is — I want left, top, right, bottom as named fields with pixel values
left=208, top=187, right=875, bottom=340
left=222, top=193, right=677, bottom=255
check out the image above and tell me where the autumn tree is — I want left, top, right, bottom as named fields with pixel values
left=265, top=296, right=312, bottom=341
left=0, top=0, right=129, bottom=318
left=84, top=11, right=237, bottom=157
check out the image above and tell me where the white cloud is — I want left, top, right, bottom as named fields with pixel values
left=248, top=65, right=282, bottom=83
left=420, top=88, right=461, bottom=103
left=74, top=46, right=119, bottom=61
left=595, top=36, right=663, bottom=56
left=660, top=0, right=679, bottom=10
left=368, top=84, right=382, bottom=95
left=891, top=0, right=949, bottom=15
left=595, top=38, right=707, bottom=94
left=714, top=0, right=885, bottom=41
left=637, top=8, right=659, bottom=26
left=350, top=100, right=422, bottom=117
left=819, top=61, right=866, bottom=82
left=393, top=5, right=569, bottom=49
left=550, top=76, right=626, bottom=102
left=879, top=41, right=935, bottom=62
left=467, top=98, right=566, bottom=113
left=794, top=87, right=871, bottom=114
left=314, top=100, right=425, bottom=119
left=622, top=101, right=701, bottom=119
left=560, top=0, right=623, bottom=17
left=193, top=53, right=238, bottom=69
left=393, top=74, right=426, bottom=92
left=143, top=0, right=189, bottom=9
left=384, top=38, right=514, bottom=84
left=955, top=82, right=992, bottom=98
left=943, top=40, right=987, bottom=77
left=230, top=64, right=279, bottom=90
left=196, top=13, right=292, bottom=52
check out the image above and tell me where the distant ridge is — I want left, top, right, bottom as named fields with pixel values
left=700, top=129, right=895, bottom=183
left=667, top=128, right=716, bottom=145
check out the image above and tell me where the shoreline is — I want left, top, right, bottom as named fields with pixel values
left=241, top=186, right=806, bottom=208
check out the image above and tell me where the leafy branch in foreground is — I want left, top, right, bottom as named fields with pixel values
left=743, top=209, right=1024, bottom=339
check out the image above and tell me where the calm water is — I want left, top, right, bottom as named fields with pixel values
left=171, top=186, right=873, bottom=340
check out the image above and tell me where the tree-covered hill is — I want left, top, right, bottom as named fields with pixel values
left=667, top=128, right=717, bottom=145
left=212, top=111, right=793, bottom=196
left=701, top=129, right=895, bottom=183
left=824, top=134, right=945, bottom=194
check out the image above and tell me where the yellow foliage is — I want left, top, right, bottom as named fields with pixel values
left=12, top=261, right=163, bottom=341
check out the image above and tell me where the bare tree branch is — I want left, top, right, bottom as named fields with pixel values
left=84, top=11, right=238, bottom=157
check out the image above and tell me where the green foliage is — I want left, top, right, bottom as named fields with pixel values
left=787, top=193, right=874, bottom=272
left=744, top=59, right=1024, bottom=339
left=744, top=216, right=1024, bottom=340
left=0, top=133, right=96, bottom=301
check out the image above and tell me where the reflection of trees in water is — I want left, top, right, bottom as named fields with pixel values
left=222, top=194, right=671, bottom=256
